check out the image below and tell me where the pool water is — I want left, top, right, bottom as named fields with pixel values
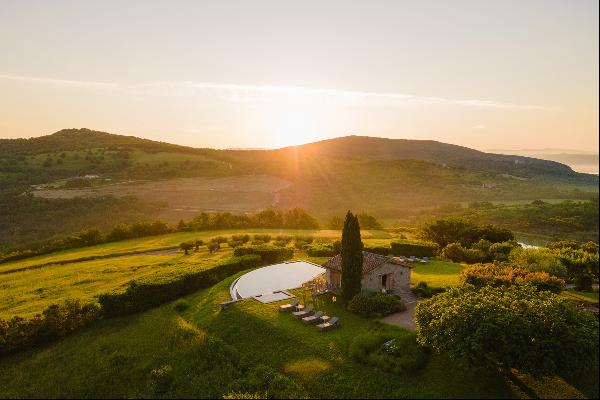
left=230, top=261, right=325, bottom=301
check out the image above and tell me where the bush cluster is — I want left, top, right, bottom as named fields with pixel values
left=99, top=255, right=262, bottom=316
left=390, top=241, right=438, bottom=257
left=461, top=264, right=565, bottom=293
left=233, top=245, right=293, bottom=264
left=441, top=240, right=518, bottom=264
left=0, top=300, right=100, bottom=357
left=293, top=235, right=314, bottom=250
left=303, top=240, right=341, bottom=257
left=420, top=218, right=514, bottom=248
left=349, top=332, right=428, bottom=375
left=415, top=284, right=599, bottom=376
left=347, top=292, right=406, bottom=318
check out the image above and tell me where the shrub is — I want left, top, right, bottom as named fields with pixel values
left=349, top=333, right=386, bottom=361
left=376, top=332, right=428, bottom=373
left=304, top=242, right=337, bottom=257
left=98, top=255, right=262, bottom=316
left=411, top=282, right=445, bottom=298
left=228, top=240, right=244, bottom=248
left=211, top=236, right=228, bottom=244
left=461, top=264, right=565, bottom=293
left=233, top=245, right=293, bottom=264
left=231, top=234, right=250, bottom=243
left=363, top=245, right=390, bottom=255
left=294, top=235, right=314, bottom=245
left=0, top=300, right=100, bottom=357
left=274, top=235, right=293, bottom=244
left=180, top=241, right=194, bottom=255
left=207, top=242, right=220, bottom=253
left=420, top=218, right=514, bottom=248
left=348, top=292, right=406, bottom=318
left=509, top=247, right=568, bottom=278
left=390, top=241, right=438, bottom=257
left=415, top=284, right=599, bottom=377
left=349, top=332, right=428, bottom=374
left=253, top=234, right=271, bottom=243
left=357, top=213, right=383, bottom=230
left=272, top=240, right=287, bottom=247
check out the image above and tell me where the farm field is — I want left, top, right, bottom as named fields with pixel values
left=33, top=174, right=293, bottom=217
left=0, top=272, right=595, bottom=399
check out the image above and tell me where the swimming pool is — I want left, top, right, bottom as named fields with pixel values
left=230, top=261, right=325, bottom=302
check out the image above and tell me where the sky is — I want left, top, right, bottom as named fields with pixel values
left=0, top=0, right=598, bottom=151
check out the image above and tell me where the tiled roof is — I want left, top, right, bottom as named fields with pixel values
left=322, top=251, right=412, bottom=275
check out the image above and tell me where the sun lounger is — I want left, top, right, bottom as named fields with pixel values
left=316, top=316, right=339, bottom=331
left=279, top=299, right=299, bottom=312
left=420, top=257, right=429, bottom=263
left=292, top=305, right=313, bottom=318
left=302, top=311, right=323, bottom=324
left=409, top=256, right=416, bottom=262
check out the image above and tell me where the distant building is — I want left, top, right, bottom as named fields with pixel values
left=323, top=251, right=413, bottom=295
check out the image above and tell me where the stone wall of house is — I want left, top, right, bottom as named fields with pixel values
left=361, top=262, right=411, bottom=293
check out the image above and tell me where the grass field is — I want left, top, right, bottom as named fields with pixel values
left=1, top=272, right=596, bottom=398
left=411, top=260, right=465, bottom=287
left=0, top=229, right=400, bottom=318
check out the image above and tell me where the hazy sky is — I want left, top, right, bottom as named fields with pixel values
left=0, top=0, right=598, bottom=150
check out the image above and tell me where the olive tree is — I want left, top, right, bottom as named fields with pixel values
left=414, top=284, right=598, bottom=377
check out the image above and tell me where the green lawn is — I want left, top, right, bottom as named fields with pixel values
left=1, top=271, right=595, bottom=398
left=0, top=248, right=232, bottom=318
left=411, top=259, right=465, bottom=288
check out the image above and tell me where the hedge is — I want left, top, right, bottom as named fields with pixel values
left=0, top=300, right=100, bottom=357
left=233, top=245, right=293, bottom=264
left=1, top=254, right=266, bottom=358
left=99, top=255, right=262, bottom=316
left=363, top=245, right=391, bottom=256
left=303, top=242, right=339, bottom=257
left=390, top=241, right=438, bottom=257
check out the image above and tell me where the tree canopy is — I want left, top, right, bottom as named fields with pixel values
left=415, top=284, right=598, bottom=377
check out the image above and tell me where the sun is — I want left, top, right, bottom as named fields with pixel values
left=255, top=96, right=329, bottom=148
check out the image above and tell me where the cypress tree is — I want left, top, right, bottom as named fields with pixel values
left=341, top=211, right=363, bottom=302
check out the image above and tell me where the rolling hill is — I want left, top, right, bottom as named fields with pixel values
left=0, top=129, right=598, bottom=249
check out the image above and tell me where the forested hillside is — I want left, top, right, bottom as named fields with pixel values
left=1, top=129, right=597, bottom=250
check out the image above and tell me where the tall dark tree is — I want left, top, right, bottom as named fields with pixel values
left=341, top=211, right=363, bottom=302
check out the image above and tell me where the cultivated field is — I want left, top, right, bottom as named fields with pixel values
left=33, top=174, right=293, bottom=219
